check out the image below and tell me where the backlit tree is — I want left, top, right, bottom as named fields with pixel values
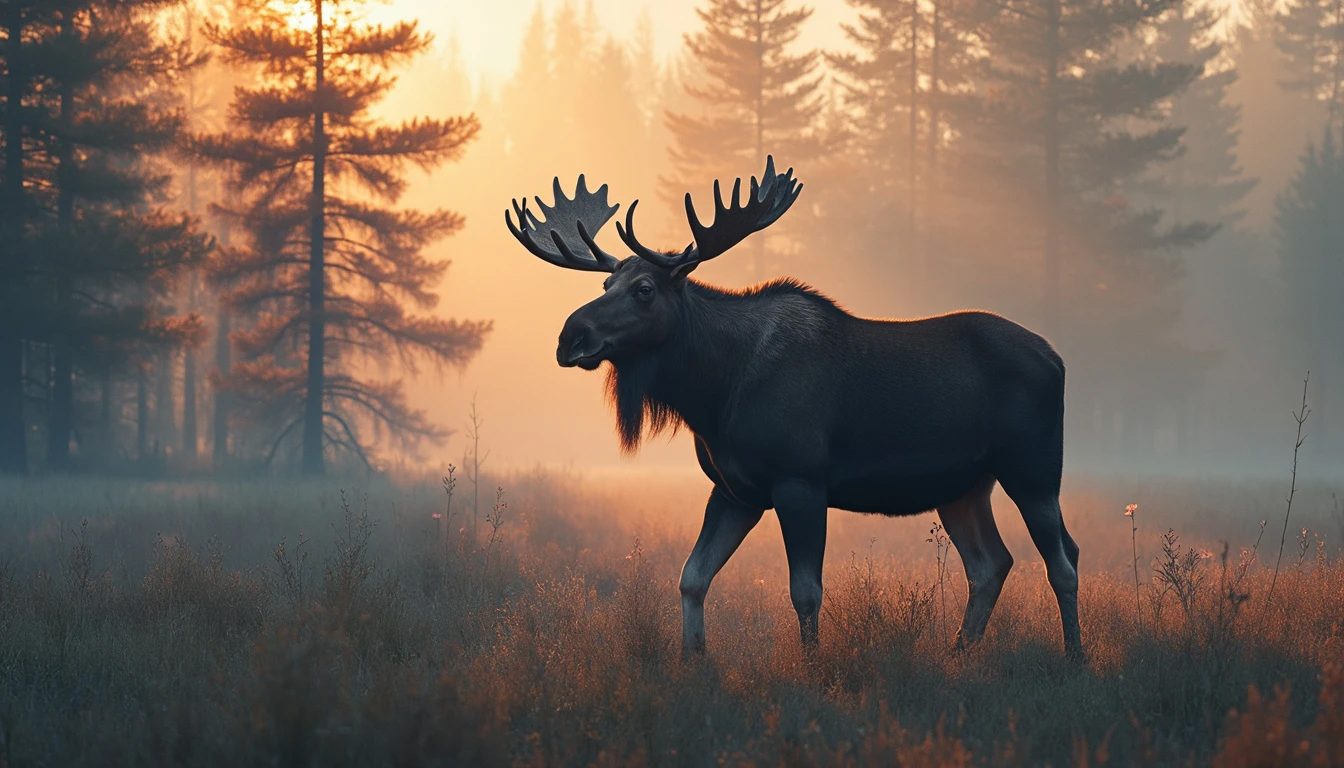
left=197, top=0, right=490, bottom=475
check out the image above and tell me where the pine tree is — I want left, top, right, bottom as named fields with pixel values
left=630, top=8, right=662, bottom=129
left=1276, top=127, right=1344, bottom=456
left=1231, top=0, right=1318, bottom=230
left=0, top=0, right=46, bottom=473
left=959, top=0, right=1218, bottom=462
left=969, top=0, right=1210, bottom=336
left=665, top=0, right=824, bottom=282
left=197, top=0, right=490, bottom=475
left=2, top=0, right=211, bottom=471
left=824, top=0, right=982, bottom=285
left=498, top=5, right=555, bottom=172
left=827, top=0, right=921, bottom=251
left=1277, top=0, right=1344, bottom=129
left=1129, top=5, right=1255, bottom=227
left=171, top=0, right=245, bottom=468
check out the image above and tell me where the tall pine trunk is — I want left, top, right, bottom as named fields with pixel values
left=183, top=338, right=196, bottom=460
left=926, top=0, right=941, bottom=252
left=181, top=213, right=198, bottom=462
left=48, top=28, right=75, bottom=471
left=909, top=0, right=919, bottom=256
left=1333, top=0, right=1343, bottom=129
left=136, top=362, right=149, bottom=463
left=301, top=0, right=327, bottom=476
left=152, top=350, right=175, bottom=450
left=0, top=2, right=27, bottom=474
left=182, top=69, right=199, bottom=464
left=212, top=224, right=232, bottom=467
left=212, top=303, right=230, bottom=466
left=1043, top=0, right=1062, bottom=336
left=751, top=0, right=764, bottom=284
left=98, top=367, right=114, bottom=466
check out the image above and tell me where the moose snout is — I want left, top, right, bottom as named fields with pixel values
left=557, top=318, right=607, bottom=370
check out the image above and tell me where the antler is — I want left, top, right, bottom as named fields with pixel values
left=617, top=155, right=803, bottom=274
left=505, top=175, right=623, bottom=272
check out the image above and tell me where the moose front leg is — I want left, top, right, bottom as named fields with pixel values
left=680, top=487, right=764, bottom=658
left=774, top=479, right=828, bottom=650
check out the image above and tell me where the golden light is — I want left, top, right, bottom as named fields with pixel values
left=272, top=0, right=317, bottom=33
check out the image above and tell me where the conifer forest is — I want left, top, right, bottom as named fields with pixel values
left=1, top=1, right=1342, bottom=765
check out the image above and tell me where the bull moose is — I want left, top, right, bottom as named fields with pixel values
left=504, top=157, right=1083, bottom=661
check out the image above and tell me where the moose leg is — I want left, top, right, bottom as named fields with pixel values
left=680, top=487, right=764, bottom=658
left=938, top=480, right=1013, bottom=649
left=1013, top=494, right=1084, bottom=662
left=773, top=479, right=828, bottom=650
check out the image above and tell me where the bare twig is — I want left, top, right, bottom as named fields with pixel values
left=481, top=487, right=508, bottom=601
left=1268, top=373, right=1310, bottom=606
left=464, top=394, right=490, bottom=543
left=1126, top=503, right=1140, bottom=627
left=927, top=521, right=950, bottom=643
left=440, top=464, right=457, bottom=548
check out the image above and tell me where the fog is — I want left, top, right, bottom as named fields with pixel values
left=366, top=0, right=1335, bottom=481
left=3, top=0, right=1339, bottom=482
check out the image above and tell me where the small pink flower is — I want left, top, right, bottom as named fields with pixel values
left=1124, top=504, right=1137, bottom=517
left=432, top=513, right=442, bottom=520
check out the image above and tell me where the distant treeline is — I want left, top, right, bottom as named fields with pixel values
left=1, top=0, right=1341, bottom=476
left=418, top=0, right=1344, bottom=473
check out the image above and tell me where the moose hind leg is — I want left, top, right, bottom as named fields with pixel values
left=937, top=480, right=1013, bottom=649
left=680, top=487, right=764, bottom=658
left=773, top=479, right=828, bottom=650
left=1012, top=493, right=1084, bottom=661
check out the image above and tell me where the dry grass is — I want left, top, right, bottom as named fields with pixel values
left=0, top=471, right=1342, bottom=767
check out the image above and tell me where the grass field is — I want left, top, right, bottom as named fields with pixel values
left=0, top=470, right=1342, bottom=766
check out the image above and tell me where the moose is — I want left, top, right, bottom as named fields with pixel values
left=505, top=157, right=1083, bottom=662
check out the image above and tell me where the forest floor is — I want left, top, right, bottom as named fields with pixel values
left=0, top=470, right=1342, bottom=767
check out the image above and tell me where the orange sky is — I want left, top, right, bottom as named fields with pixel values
left=373, top=0, right=853, bottom=87
left=356, top=0, right=861, bottom=476
left=354, top=0, right=1260, bottom=477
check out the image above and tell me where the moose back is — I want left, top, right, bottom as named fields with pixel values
left=505, top=157, right=1083, bottom=661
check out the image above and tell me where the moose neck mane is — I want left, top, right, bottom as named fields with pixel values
left=605, top=278, right=832, bottom=453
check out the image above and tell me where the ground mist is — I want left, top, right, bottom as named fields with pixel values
left=0, top=472, right=1341, bottom=766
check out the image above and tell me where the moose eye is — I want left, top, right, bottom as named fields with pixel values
left=635, top=283, right=654, bottom=299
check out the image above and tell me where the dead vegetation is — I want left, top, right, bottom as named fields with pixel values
left=0, top=472, right=1342, bottom=766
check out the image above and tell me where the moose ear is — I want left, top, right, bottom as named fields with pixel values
left=669, top=261, right=699, bottom=282
left=666, top=241, right=700, bottom=282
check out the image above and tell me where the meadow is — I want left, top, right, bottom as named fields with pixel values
left=0, top=469, right=1341, bottom=767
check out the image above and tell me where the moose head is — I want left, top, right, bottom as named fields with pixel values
left=504, top=156, right=803, bottom=370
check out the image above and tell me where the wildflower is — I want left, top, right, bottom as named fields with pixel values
left=1125, top=503, right=1137, bottom=517
left=432, top=512, right=442, bottom=520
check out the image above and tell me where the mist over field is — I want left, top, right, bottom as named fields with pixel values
left=2, top=0, right=1344, bottom=765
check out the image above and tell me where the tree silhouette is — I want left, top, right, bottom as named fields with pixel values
left=824, top=0, right=983, bottom=286
left=197, top=0, right=490, bottom=475
left=969, top=0, right=1211, bottom=335
left=666, top=0, right=824, bottom=282
left=2, top=0, right=211, bottom=472
left=1277, top=0, right=1344, bottom=130
left=1142, top=5, right=1255, bottom=229
left=956, top=0, right=1219, bottom=462
left=1276, top=127, right=1344, bottom=455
